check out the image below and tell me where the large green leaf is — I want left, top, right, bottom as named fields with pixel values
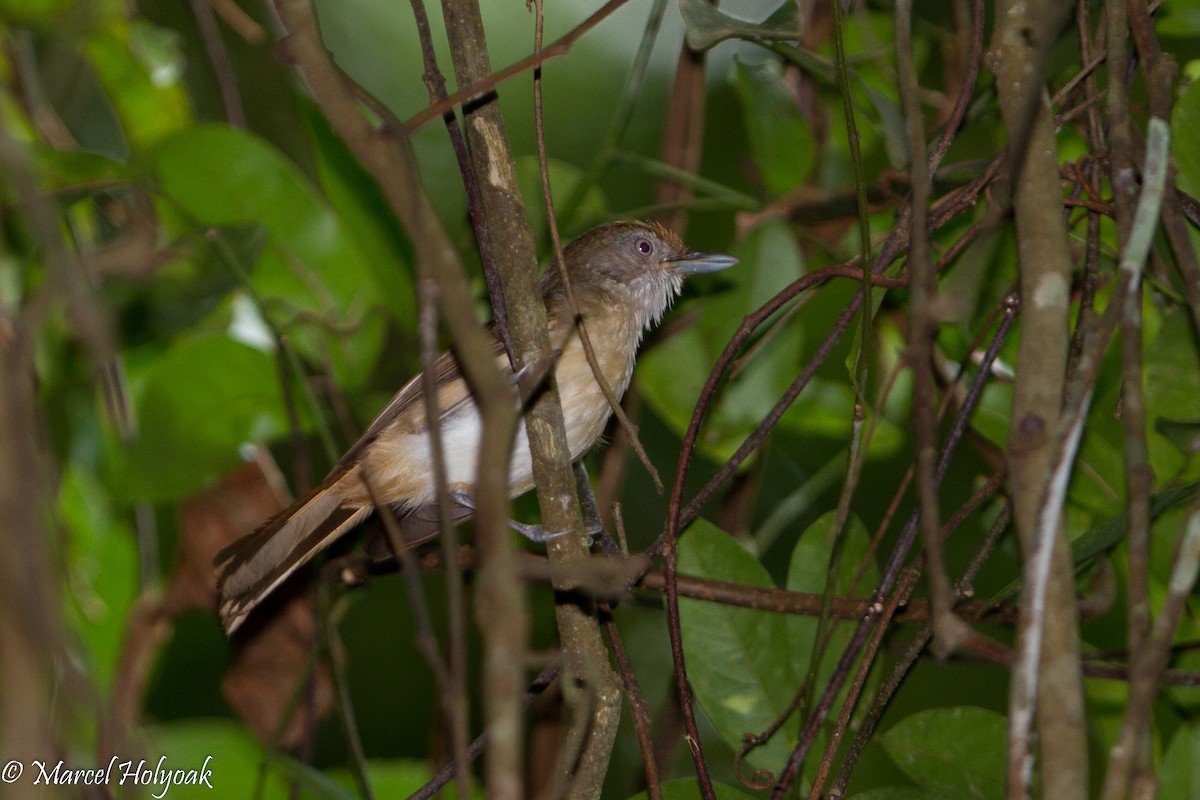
left=1161, top=722, right=1200, bottom=799
left=785, top=511, right=878, bottom=685
left=732, top=59, right=816, bottom=196
left=59, top=467, right=139, bottom=692
left=155, top=124, right=386, bottom=389
left=879, top=707, right=1006, bottom=800
left=115, top=333, right=289, bottom=501
left=1172, top=79, right=1200, bottom=198
left=782, top=511, right=879, bottom=779
left=678, top=519, right=799, bottom=773
left=145, top=720, right=294, bottom=800
left=327, top=760, right=484, bottom=799
left=306, top=105, right=416, bottom=327
left=85, top=18, right=190, bottom=150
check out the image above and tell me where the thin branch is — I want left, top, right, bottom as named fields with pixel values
left=404, top=0, right=632, bottom=131
left=189, top=0, right=247, bottom=126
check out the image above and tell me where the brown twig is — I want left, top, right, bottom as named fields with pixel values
left=404, top=0, right=632, bottom=132
left=189, top=0, right=247, bottom=127
left=602, top=611, right=662, bottom=800
left=408, top=0, right=514, bottom=364
left=525, top=4, right=626, bottom=795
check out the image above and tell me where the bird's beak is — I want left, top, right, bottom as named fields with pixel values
left=661, top=251, right=738, bottom=275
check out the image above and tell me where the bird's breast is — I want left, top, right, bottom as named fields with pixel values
left=356, top=311, right=641, bottom=507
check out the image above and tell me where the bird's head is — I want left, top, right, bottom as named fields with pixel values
left=545, top=220, right=737, bottom=331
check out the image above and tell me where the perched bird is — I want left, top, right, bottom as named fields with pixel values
left=215, top=220, right=736, bottom=633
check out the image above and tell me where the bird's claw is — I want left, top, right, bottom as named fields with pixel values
left=509, top=520, right=604, bottom=544
left=448, top=490, right=597, bottom=545
left=509, top=520, right=567, bottom=542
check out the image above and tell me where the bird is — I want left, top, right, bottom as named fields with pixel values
left=214, top=220, right=736, bottom=633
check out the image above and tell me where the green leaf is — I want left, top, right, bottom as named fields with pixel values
left=732, top=59, right=815, bottom=195
left=33, top=146, right=130, bottom=195
left=328, top=760, right=484, bottom=799
left=679, top=0, right=801, bottom=52
left=1158, top=6, right=1200, bottom=36
left=880, top=707, right=1006, bottom=800
left=783, top=511, right=878, bottom=772
left=269, top=754, right=358, bottom=800
left=155, top=124, right=386, bottom=389
left=628, top=778, right=759, bottom=800
left=306, top=105, right=416, bottom=326
left=59, top=467, right=139, bottom=691
left=116, top=333, right=289, bottom=501
left=785, top=511, right=878, bottom=681
left=1070, top=480, right=1200, bottom=568
left=0, top=0, right=74, bottom=20
left=847, top=789, right=943, bottom=800
left=145, top=719, right=294, bottom=800
left=678, top=519, right=798, bottom=772
left=1161, top=722, right=1200, bottom=798
left=1172, top=79, right=1200, bottom=198
left=85, top=19, right=190, bottom=149
left=779, top=376, right=904, bottom=458
left=1146, top=309, right=1200, bottom=473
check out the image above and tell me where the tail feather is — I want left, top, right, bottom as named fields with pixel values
left=215, top=472, right=369, bottom=634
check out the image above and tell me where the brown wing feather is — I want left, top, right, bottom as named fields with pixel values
left=335, top=329, right=508, bottom=470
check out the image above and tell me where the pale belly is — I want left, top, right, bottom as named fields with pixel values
left=361, top=332, right=635, bottom=507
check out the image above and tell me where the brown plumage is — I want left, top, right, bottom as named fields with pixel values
left=215, top=221, right=736, bottom=633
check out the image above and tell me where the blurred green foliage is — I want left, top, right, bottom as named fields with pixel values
left=4, top=0, right=1200, bottom=798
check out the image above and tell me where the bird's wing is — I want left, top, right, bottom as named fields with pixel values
left=335, top=328, right=510, bottom=470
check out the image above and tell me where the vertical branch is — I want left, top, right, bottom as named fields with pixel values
left=1095, top=117, right=1171, bottom=800
left=1100, top=499, right=1200, bottom=800
left=0, top=333, right=68, bottom=800
left=189, top=0, right=247, bottom=127
left=654, top=22, right=706, bottom=233
left=1105, top=0, right=1136, bottom=239
left=527, top=0, right=626, bottom=792
left=602, top=613, right=662, bottom=800
left=416, top=275, right=472, bottom=798
left=435, top=0, right=540, bottom=792
left=269, top=3, right=523, bottom=798
left=1117, top=162, right=1154, bottom=800
left=439, top=3, right=620, bottom=798
left=405, top=2, right=480, bottom=789
left=407, top=0, right=514, bottom=364
left=991, top=0, right=1088, bottom=796
left=896, top=0, right=964, bottom=657
left=0, top=104, right=94, bottom=800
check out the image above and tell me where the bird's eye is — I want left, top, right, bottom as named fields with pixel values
left=635, top=239, right=653, bottom=255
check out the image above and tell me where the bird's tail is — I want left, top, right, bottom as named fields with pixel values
left=215, top=469, right=369, bottom=634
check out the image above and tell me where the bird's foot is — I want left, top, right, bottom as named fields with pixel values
left=449, top=490, right=599, bottom=544
left=507, top=519, right=568, bottom=543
